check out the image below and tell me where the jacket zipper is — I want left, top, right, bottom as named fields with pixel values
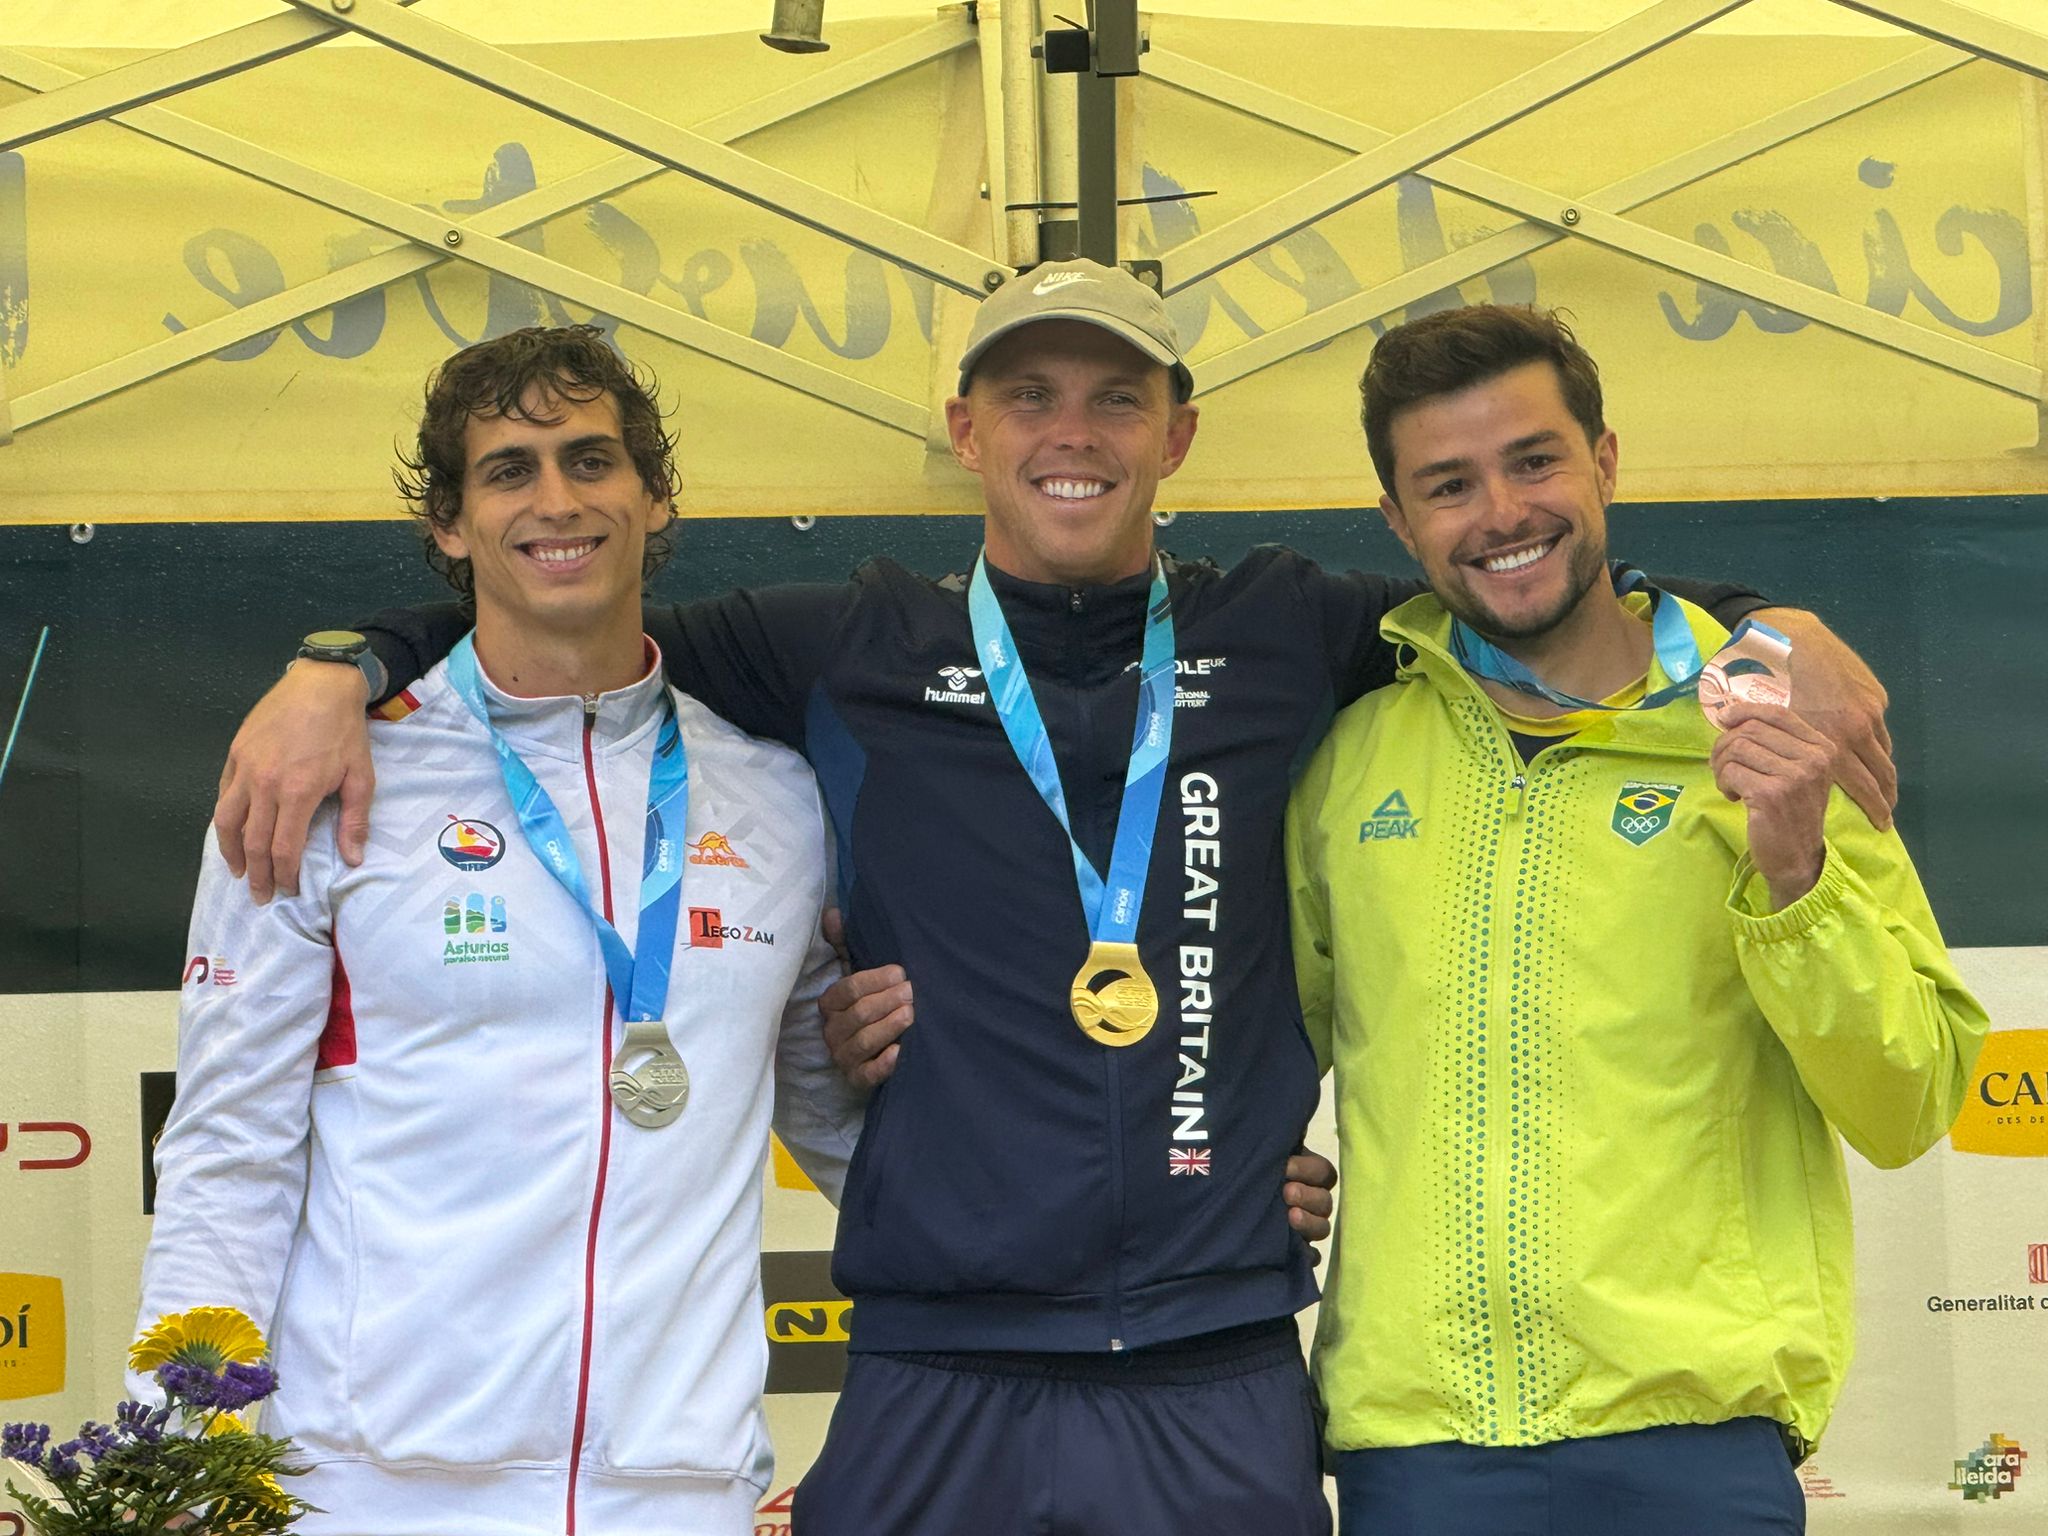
left=565, top=696, right=613, bottom=1533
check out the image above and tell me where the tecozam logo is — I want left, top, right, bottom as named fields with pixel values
left=0, top=1274, right=65, bottom=1400
left=1951, top=1434, right=2027, bottom=1501
left=1948, top=1029, right=2048, bottom=1157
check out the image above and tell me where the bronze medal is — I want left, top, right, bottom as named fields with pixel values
left=1699, top=626, right=1793, bottom=731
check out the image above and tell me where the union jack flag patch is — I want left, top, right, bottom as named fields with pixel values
left=1168, top=1148, right=1211, bottom=1176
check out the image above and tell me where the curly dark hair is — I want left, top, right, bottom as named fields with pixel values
left=1360, top=305, right=1605, bottom=502
left=394, top=326, right=680, bottom=599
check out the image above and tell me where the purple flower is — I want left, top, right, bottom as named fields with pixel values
left=2, top=1420, right=51, bottom=1465
left=157, top=1361, right=223, bottom=1408
left=216, top=1362, right=278, bottom=1412
left=75, top=1421, right=120, bottom=1461
left=115, top=1400, right=169, bottom=1444
left=46, top=1440, right=82, bottom=1481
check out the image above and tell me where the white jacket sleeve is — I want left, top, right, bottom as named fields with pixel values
left=131, top=816, right=339, bottom=1395
left=768, top=792, right=864, bottom=1206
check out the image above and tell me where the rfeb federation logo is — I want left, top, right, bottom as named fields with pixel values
left=0, top=1274, right=65, bottom=1401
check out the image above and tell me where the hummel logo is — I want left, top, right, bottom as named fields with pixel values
left=925, top=664, right=988, bottom=706
left=1033, top=270, right=1095, bottom=296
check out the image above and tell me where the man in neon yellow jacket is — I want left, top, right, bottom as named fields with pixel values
left=1286, top=304, right=1988, bottom=1535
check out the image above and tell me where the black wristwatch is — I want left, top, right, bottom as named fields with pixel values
left=296, top=629, right=384, bottom=699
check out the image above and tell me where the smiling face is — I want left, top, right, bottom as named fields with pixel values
left=432, top=388, right=669, bottom=644
left=1377, top=360, right=1618, bottom=642
left=945, top=319, right=1198, bottom=587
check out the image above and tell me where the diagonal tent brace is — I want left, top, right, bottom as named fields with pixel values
left=1156, top=46, right=2038, bottom=401
left=282, top=0, right=999, bottom=298
left=0, top=17, right=977, bottom=438
left=1161, top=0, right=1754, bottom=293
left=1831, top=0, right=2048, bottom=81
left=0, top=0, right=425, bottom=154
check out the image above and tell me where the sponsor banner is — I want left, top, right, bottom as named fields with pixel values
left=2, top=18, right=2044, bottom=521
left=0, top=950, right=2040, bottom=1526
left=760, top=1250, right=852, bottom=1397
left=0, top=1274, right=64, bottom=1402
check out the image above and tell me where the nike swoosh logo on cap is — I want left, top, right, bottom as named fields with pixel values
left=1032, top=271, right=1095, bottom=295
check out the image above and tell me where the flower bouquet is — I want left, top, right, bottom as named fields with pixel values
left=3, top=1307, right=316, bottom=1535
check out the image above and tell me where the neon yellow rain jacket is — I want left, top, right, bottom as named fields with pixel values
left=1286, top=592, right=1988, bottom=1452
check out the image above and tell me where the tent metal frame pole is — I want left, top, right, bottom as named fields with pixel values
left=1831, top=0, right=2048, bottom=80
left=0, top=0, right=426, bottom=154
left=0, top=18, right=975, bottom=437
left=1158, top=45, right=2037, bottom=400
left=1160, top=0, right=1751, bottom=294
left=280, top=0, right=996, bottom=297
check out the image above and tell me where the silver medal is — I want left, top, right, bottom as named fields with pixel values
left=609, top=1017, right=690, bottom=1128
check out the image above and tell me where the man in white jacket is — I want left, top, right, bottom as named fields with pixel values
left=136, top=326, right=864, bottom=1536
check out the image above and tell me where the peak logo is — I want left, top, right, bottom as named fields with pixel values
left=1948, top=1029, right=2048, bottom=1158
left=0, top=1274, right=65, bottom=1400
left=1358, top=789, right=1422, bottom=842
left=925, top=665, right=986, bottom=705
left=688, top=832, right=749, bottom=868
left=1951, top=1433, right=2027, bottom=1501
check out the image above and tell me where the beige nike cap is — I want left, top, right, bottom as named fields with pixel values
left=956, top=259, right=1195, bottom=402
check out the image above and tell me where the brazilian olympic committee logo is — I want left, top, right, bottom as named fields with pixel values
left=1611, top=781, right=1681, bottom=847
left=1951, top=1433, right=2028, bottom=1501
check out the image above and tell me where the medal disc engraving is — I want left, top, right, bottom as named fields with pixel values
left=1699, top=626, right=1793, bottom=731
left=1070, top=940, right=1158, bottom=1047
left=611, top=1018, right=690, bottom=1128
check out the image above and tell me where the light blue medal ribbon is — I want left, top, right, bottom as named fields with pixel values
left=1452, top=566, right=1788, bottom=713
left=446, top=634, right=693, bottom=1126
left=968, top=552, right=1174, bottom=1047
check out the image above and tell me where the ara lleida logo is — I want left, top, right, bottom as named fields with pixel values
left=1951, top=1433, right=2027, bottom=1501
left=1357, top=790, right=1422, bottom=842
left=1611, top=781, right=1682, bottom=846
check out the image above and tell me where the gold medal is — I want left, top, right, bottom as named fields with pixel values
left=609, top=1018, right=690, bottom=1128
left=1070, top=940, right=1158, bottom=1047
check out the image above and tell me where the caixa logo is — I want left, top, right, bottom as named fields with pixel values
left=0, top=1274, right=66, bottom=1401
left=1948, top=1029, right=2048, bottom=1158
left=1, top=1122, right=91, bottom=1172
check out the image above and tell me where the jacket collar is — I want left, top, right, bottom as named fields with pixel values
left=1381, top=589, right=1731, bottom=756
left=459, top=635, right=670, bottom=761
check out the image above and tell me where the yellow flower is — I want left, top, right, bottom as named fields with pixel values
left=204, top=1412, right=249, bottom=1437
left=129, top=1307, right=268, bottom=1373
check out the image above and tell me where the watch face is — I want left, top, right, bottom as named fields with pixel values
left=303, top=629, right=367, bottom=654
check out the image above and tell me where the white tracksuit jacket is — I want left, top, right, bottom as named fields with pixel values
left=136, top=649, right=864, bottom=1536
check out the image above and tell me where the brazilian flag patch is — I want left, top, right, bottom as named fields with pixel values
left=1611, top=781, right=1682, bottom=846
